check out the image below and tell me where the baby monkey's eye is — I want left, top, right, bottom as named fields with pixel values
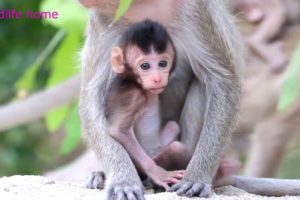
left=159, top=60, right=168, bottom=68
left=140, top=63, right=151, bottom=70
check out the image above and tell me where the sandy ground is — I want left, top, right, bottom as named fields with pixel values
left=0, top=176, right=299, bottom=200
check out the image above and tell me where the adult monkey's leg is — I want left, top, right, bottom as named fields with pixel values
left=79, top=11, right=144, bottom=200
left=79, top=0, right=244, bottom=199
left=168, top=0, right=244, bottom=197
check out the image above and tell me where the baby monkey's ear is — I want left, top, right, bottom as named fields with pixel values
left=110, top=47, right=125, bottom=74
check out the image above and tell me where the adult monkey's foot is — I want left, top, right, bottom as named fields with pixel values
left=169, top=180, right=213, bottom=198
left=106, top=182, right=145, bottom=200
left=86, top=171, right=105, bottom=189
left=87, top=171, right=145, bottom=199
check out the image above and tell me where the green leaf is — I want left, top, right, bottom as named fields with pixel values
left=113, top=0, right=133, bottom=23
left=15, top=30, right=65, bottom=90
left=61, top=104, right=81, bottom=154
left=15, top=63, right=39, bottom=91
left=278, top=75, right=298, bottom=111
left=278, top=41, right=300, bottom=111
left=46, top=105, right=70, bottom=132
left=47, top=31, right=80, bottom=87
left=41, top=0, right=88, bottom=32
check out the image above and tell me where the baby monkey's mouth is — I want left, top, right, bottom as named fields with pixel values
left=148, top=86, right=166, bottom=94
left=149, top=86, right=166, bottom=91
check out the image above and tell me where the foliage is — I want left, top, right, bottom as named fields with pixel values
left=0, top=0, right=57, bottom=175
left=27, top=0, right=132, bottom=154
left=15, top=30, right=66, bottom=91
left=2, top=0, right=300, bottom=179
left=278, top=41, right=300, bottom=111
left=0, top=123, right=55, bottom=176
left=41, top=0, right=88, bottom=32
left=0, top=1, right=55, bottom=103
left=0, top=0, right=133, bottom=176
left=63, top=105, right=81, bottom=154
left=278, top=148, right=300, bottom=179
left=113, top=0, right=133, bottom=23
left=14, top=0, right=87, bottom=155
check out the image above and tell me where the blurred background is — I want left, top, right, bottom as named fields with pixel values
left=0, top=0, right=299, bottom=181
left=0, top=0, right=87, bottom=176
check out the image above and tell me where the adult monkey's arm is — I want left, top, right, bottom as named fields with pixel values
left=167, top=0, right=244, bottom=197
left=79, top=2, right=145, bottom=199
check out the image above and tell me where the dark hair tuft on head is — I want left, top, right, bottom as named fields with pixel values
left=119, top=19, right=172, bottom=54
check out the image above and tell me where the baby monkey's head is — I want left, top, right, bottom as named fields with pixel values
left=110, top=19, right=176, bottom=95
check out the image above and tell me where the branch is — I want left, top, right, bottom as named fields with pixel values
left=0, top=75, right=80, bottom=132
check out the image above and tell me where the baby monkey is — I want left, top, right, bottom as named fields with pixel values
left=105, top=20, right=189, bottom=190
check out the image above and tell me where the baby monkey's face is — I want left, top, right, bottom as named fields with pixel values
left=126, top=45, right=175, bottom=95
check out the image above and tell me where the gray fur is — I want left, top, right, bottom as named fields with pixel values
left=234, top=176, right=300, bottom=196
left=164, top=0, right=244, bottom=195
left=79, top=12, right=144, bottom=199
left=79, top=0, right=244, bottom=198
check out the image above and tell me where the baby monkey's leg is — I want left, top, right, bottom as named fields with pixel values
left=154, top=141, right=191, bottom=172
left=141, top=121, right=187, bottom=188
left=159, top=121, right=180, bottom=147
left=156, top=121, right=242, bottom=185
left=154, top=121, right=191, bottom=172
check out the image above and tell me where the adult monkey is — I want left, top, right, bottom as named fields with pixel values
left=79, top=0, right=243, bottom=199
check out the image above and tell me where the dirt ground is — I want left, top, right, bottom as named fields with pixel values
left=0, top=176, right=299, bottom=200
